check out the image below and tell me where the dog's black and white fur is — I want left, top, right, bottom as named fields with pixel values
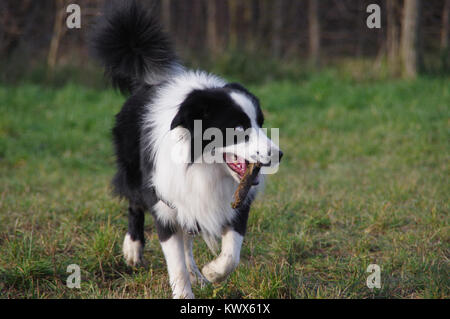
left=90, top=0, right=282, bottom=298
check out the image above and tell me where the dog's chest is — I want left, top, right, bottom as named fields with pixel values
left=153, top=162, right=238, bottom=238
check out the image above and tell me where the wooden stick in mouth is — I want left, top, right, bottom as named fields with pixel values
left=231, top=162, right=262, bottom=209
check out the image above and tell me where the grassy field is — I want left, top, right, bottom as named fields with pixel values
left=0, top=71, right=448, bottom=298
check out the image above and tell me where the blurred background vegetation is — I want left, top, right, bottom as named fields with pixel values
left=0, top=0, right=449, bottom=86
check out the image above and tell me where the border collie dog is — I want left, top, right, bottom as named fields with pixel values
left=91, top=0, right=282, bottom=298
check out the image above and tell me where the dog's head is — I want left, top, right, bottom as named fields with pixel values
left=170, top=83, right=283, bottom=183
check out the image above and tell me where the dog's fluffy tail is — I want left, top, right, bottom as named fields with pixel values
left=90, top=0, right=180, bottom=94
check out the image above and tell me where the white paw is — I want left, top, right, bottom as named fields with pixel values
left=123, top=233, right=143, bottom=266
left=202, top=263, right=227, bottom=283
left=202, top=255, right=239, bottom=284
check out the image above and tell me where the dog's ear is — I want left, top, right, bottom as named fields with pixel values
left=170, top=90, right=210, bottom=131
left=170, top=103, right=201, bottom=131
left=170, top=110, right=185, bottom=130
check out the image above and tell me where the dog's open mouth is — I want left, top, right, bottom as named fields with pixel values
left=224, top=153, right=260, bottom=185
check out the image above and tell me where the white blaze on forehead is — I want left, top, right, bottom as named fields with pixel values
left=229, top=92, right=258, bottom=127
left=227, top=91, right=279, bottom=167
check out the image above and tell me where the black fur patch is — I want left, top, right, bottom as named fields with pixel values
left=112, top=84, right=156, bottom=207
left=153, top=215, right=177, bottom=242
left=127, top=204, right=146, bottom=244
left=229, top=193, right=255, bottom=236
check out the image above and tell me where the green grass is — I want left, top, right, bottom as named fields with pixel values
left=0, top=71, right=448, bottom=298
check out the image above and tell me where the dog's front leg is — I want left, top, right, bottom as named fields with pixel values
left=202, top=228, right=244, bottom=283
left=155, top=218, right=193, bottom=299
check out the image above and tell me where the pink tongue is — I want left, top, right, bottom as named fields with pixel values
left=225, top=154, right=247, bottom=175
left=233, top=161, right=246, bottom=175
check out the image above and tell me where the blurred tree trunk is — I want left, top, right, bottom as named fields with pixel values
left=308, top=0, right=320, bottom=66
left=241, top=0, right=252, bottom=50
left=442, top=0, right=450, bottom=50
left=228, top=0, right=251, bottom=50
left=401, top=0, right=422, bottom=78
left=206, top=0, right=219, bottom=56
left=228, top=0, right=238, bottom=49
left=272, top=0, right=283, bottom=58
left=189, top=0, right=205, bottom=50
left=47, top=0, right=65, bottom=70
left=161, top=0, right=171, bottom=33
left=216, top=0, right=229, bottom=50
left=251, top=0, right=260, bottom=43
left=258, top=0, right=271, bottom=49
left=387, top=0, right=400, bottom=73
left=355, top=1, right=364, bottom=57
